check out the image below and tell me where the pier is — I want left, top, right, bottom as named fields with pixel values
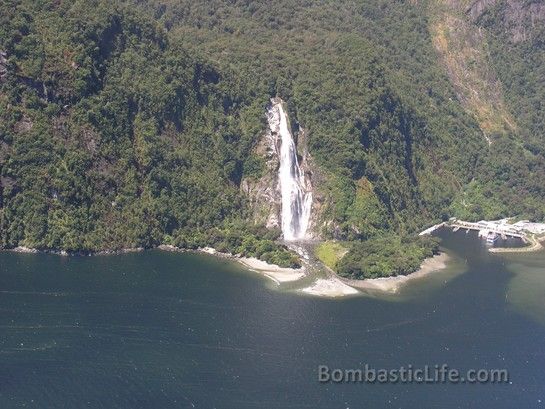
left=448, top=220, right=525, bottom=240
left=420, top=218, right=545, bottom=253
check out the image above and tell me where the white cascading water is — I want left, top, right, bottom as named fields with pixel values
left=267, top=99, right=312, bottom=241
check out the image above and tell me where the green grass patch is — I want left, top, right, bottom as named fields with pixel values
left=315, top=241, right=348, bottom=270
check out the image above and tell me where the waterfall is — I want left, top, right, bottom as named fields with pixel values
left=267, top=99, right=312, bottom=241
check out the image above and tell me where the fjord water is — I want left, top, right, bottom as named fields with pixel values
left=1, top=230, right=545, bottom=408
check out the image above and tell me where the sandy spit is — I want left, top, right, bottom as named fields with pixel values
left=236, top=257, right=305, bottom=283
left=341, top=252, right=450, bottom=294
left=300, top=277, right=359, bottom=297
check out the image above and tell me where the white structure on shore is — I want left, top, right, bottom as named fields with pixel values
left=511, top=220, right=545, bottom=235
left=420, top=218, right=545, bottom=241
left=448, top=218, right=545, bottom=243
left=419, top=222, right=446, bottom=236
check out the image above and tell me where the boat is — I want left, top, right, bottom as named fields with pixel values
left=486, top=231, right=499, bottom=244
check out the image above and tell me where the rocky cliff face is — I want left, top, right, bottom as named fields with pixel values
left=467, top=0, right=498, bottom=20
left=241, top=100, right=321, bottom=239
left=430, top=0, right=544, bottom=142
left=293, top=125, right=325, bottom=240
left=468, top=0, right=545, bottom=42
left=430, top=0, right=516, bottom=140
left=240, top=112, right=282, bottom=231
left=0, top=50, right=8, bottom=82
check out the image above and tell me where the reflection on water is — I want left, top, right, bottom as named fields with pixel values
left=440, top=229, right=545, bottom=323
left=504, top=251, right=545, bottom=324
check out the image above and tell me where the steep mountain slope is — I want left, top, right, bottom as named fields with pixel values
left=472, top=0, right=545, bottom=142
left=442, top=0, right=545, bottom=220
left=1, top=0, right=544, bottom=263
left=0, top=0, right=300, bottom=266
left=429, top=0, right=516, bottom=142
left=136, top=0, right=490, bottom=235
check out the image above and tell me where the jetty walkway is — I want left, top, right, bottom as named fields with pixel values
left=449, top=220, right=525, bottom=240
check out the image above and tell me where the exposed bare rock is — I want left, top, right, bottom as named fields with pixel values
left=293, top=125, right=322, bottom=239
left=82, top=128, right=98, bottom=154
left=240, top=122, right=282, bottom=230
left=467, top=0, right=498, bottom=20
left=0, top=50, right=7, bottom=81
left=467, top=0, right=545, bottom=42
left=504, top=0, right=545, bottom=42
left=13, top=115, right=33, bottom=133
left=0, top=141, right=9, bottom=162
left=241, top=101, right=322, bottom=239
left=0, top=175, right=16, bottom=191
left=430, top=0, right=516, bottom=140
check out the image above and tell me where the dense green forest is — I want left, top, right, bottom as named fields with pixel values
left=0, top=0, right=298, bottom=264
left=337, top=235, right=440, bottom=279
left=135, top=0, right=486, bottom=236
left=1, top=0, right=544, bottom=276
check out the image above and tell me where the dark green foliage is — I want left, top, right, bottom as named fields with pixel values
left=0, top=0, right=271, bottom=256
left=168, top=223, right=301, bottom=268
left=131, top=0, right=487, bottom=238
left=337, top=235, right=441, bottom=279
left=477, top=0, right=545, bottom=143
left=464, top=1, right=545, bottom=221
left=2, top=0, right=544, bottom=276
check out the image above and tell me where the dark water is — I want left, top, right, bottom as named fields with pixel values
left=1, top=230, right=544, bottom=408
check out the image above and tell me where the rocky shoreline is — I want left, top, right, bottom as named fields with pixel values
left=8, top=246, right=145, bottom=256
left=5, top=244, right=451, bottom=298
left=489, top=236, right=545, bottom=253
left=5, top=244, right=305, bottom=282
